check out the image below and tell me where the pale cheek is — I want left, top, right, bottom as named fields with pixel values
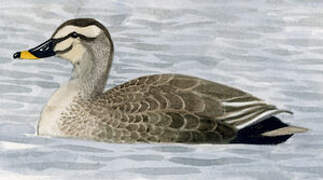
left=59, top=43, right=86, bottom=64
left=54, top=38, right=74, bottom=52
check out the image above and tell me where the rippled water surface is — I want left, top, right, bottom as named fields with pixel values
left=0, top=0, right=322, bottom=179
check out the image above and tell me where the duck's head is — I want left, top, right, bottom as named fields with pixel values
left=13, top=18, right=113, bottom=65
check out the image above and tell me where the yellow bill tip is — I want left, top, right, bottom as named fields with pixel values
left=13, top=51, right=39, bottom=60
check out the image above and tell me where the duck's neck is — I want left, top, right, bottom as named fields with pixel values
left=69, top=40, right=113, bottom=99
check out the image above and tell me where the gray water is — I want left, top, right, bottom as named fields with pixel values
left=0, top=0, right=322, bottom=179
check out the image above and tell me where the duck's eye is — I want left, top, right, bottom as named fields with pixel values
left=71, top=32, right=78, bottom=38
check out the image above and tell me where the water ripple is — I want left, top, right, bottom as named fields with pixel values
left=124, top=167, right=201, bottom=176
left=169, top=157, right=252, bottom=166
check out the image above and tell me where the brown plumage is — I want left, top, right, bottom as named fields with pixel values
left=14, top=18, right=308, bottom=144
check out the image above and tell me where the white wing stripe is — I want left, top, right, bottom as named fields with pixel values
left=225, top=110, right=262, bottom=124
left=222, top=101, right=266, bottom=107
left=235, top=109, right=292, bottom=129
left=218, top=105, right=266, bottom=120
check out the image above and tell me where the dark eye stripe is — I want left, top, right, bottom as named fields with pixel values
left=77, top=33, right=96, bottom=41
left=53, top=32, right=96, bottom=54
left=53, top=32, right=96, bottom=42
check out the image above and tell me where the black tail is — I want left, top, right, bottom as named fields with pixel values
left=230, top=116, right=294, bottom=145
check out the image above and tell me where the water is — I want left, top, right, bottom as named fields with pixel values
left=0, top=0, right=322, bottom=179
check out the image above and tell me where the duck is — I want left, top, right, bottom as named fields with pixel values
left=13, top=18, right=307, bottom=144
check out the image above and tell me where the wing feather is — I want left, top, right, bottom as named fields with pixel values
left=98, top=74, right=290, bottom=143
left=221, top=96, right=292, bottom=129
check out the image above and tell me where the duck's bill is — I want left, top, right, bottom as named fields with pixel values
left=13, top=39, right=57, bottom=60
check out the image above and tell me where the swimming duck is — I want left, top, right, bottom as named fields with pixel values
left=13, top=18, right=307, bottom=144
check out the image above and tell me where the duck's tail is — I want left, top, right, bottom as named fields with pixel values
left=230, top=116, right=308, bottom=144
left=219, top=97, right=307, bottom=144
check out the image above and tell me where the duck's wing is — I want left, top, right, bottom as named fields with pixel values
left=218, top=96, right=292, bottom=129
left=102, top=74, right=289, bottom=143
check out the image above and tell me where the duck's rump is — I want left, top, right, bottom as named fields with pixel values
left=60, top=74, right=306, bottom=144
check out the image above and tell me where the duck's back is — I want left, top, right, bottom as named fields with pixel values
left=59, top=74, right=283, bottom=143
